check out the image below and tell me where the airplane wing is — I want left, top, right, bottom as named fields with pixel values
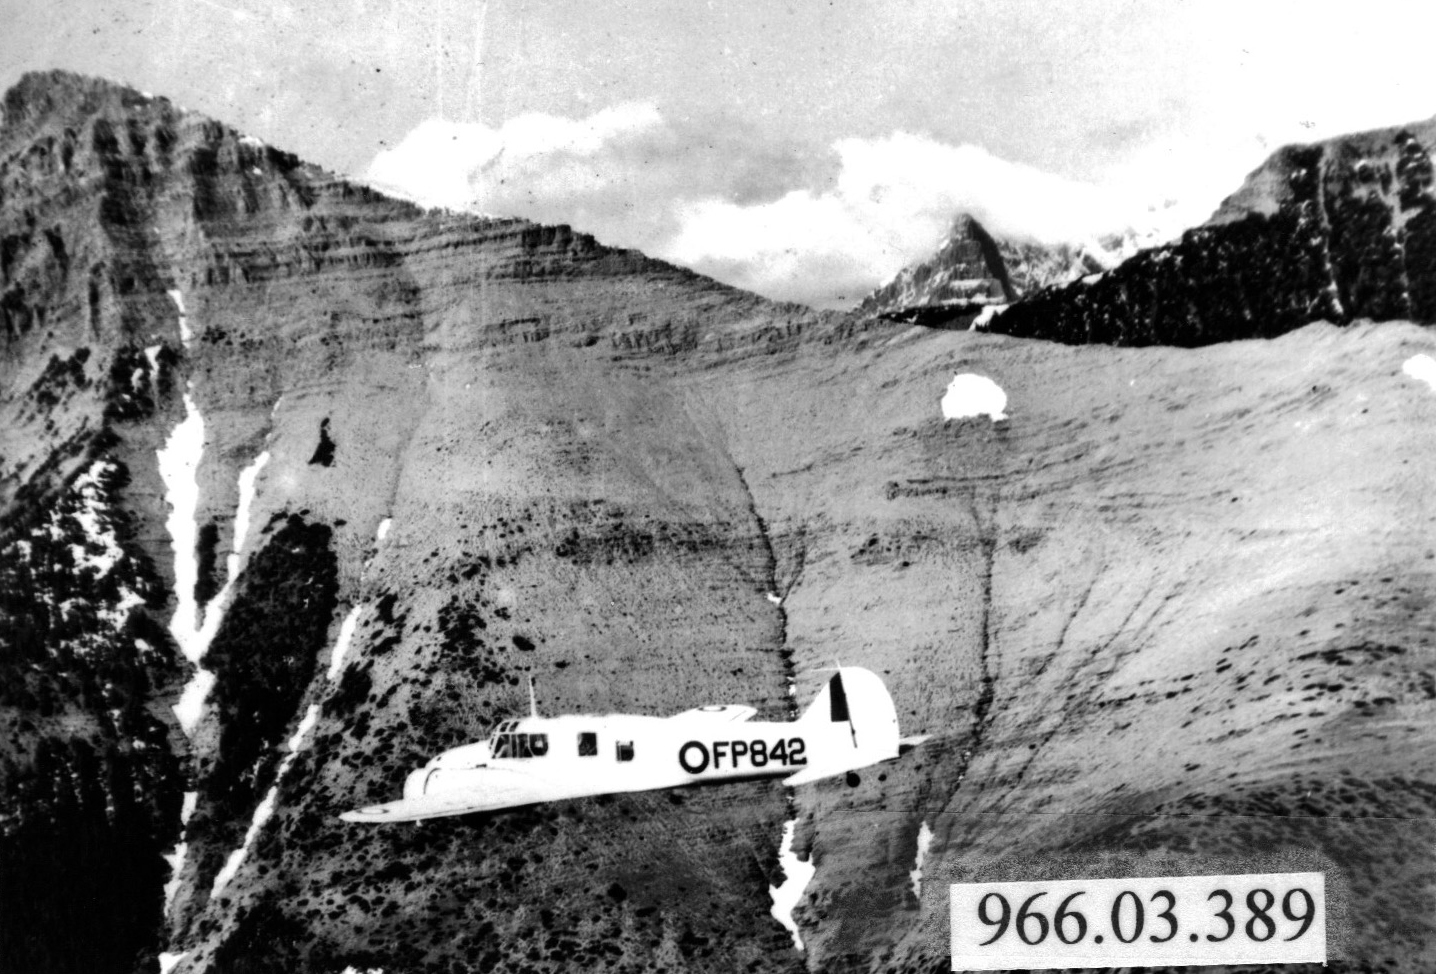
left=341, top=765, right=551, bottom=823
left=341, top=792, right=504, bottom=823
left=671, top=704, right=757, bottom=722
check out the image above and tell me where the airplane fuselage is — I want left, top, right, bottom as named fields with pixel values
left=342, top=667, right=912, bottom=823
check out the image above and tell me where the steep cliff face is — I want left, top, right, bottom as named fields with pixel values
left=0, top=70, right=826, bottom=974
left=1, top=71, right=1433, bottom=974
left=992, top=119, right=1436, bottom=345
left=856, top=214, right=1138, bottom=324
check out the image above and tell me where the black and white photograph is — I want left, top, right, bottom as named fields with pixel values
left=0, top=2, right=1433, bottom=972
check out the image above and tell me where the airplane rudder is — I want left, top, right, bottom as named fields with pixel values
left=796, top=668, right=897, bottom=728
left=839, top=667, right=900, bottom=752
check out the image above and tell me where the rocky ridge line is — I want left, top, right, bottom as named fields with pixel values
left=991, top=120, right=1436, bottom=345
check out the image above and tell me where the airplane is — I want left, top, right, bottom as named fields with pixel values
left=341, top=666, right=928, bottom=823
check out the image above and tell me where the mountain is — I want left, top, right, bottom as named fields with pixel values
left=1, top=70, right=1433, bottom=974
left=991, top=120, right=1436, bottom=345
left=856, top=214, right=1144, bottom=324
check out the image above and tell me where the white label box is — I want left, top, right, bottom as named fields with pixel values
left=951, top=871, right=1325, bottom=971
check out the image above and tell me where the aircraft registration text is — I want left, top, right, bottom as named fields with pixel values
left=678, top=738, right=807, bottom=774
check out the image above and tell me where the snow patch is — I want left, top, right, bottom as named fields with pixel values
left=1402, top=354, right=1436, bottom=391
left=172, top=670, right=215, bottom=733
left=766, top=591, right=782, bottom=606
left=239, top=134, right=265, bottom=148
left=157, top=392, right=206, bottom=661
left=45, top=461, right=147, bottom=641
left=769, top=818, right=815, bottom=950
left=910, top=820, right=933, bottom=900
left=158, top=952, right=186, bottom=974
left=941, top=373, right=1008, bottom=421
left=166, top=289, right=191, bottom=344
left=212, top=704, right=319, bottom=897
left=971, top=304, right=1006, bottom=330
left=375, top=517, right=392, bottom=542
left=287, top=702, right=319, bottom=752
left=158, top=404, right=271, bottom=734
left=327, top=605, right=363, bottom=680
left=162, top=843, right=189, bottom=912
left=231, top=452, right=269, bottom=564
left=161, top=792, right=204, bottom=916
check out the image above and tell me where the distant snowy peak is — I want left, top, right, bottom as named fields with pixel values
left=858, top=213, right=1152, bottom=319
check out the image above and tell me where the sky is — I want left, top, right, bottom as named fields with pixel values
left=5, top=1, right=1436, bottom=308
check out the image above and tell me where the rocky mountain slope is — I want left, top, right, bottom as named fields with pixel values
left=0, top=71, right=1432, bottom=974
left=991, top=120, right=1436, bottom=345
left=855, top=214, right=1141, bottom=324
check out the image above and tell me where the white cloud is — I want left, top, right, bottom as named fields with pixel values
left=668, top=133, right=1165, bottom=305
left=366, top=103, right=665, bottom=212
left=366, top=110, right=1194, bottom=308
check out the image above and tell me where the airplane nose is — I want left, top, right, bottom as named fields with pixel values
left=403, top=767, right=432, bottom=800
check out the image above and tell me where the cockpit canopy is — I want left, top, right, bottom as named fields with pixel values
left=490, top=721, right=549, bottom=759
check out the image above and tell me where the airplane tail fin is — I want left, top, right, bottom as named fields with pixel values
left=796, top=667, right=900, bottom=760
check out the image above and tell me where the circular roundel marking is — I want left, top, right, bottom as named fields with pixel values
left=678, top=741, right=710, bottom=774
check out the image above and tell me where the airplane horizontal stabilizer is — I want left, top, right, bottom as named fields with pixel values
left=899, top=734, right=931, bottom=753
left=781, top=764, right=846, bottom=787
left=782, top=756, right=885, bottom=787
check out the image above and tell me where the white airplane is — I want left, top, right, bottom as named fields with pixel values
left=341, top=667, right=928, bottom=823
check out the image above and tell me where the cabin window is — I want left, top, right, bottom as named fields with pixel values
left=529, top=734, right=548, bottom=757
left=578, top=732, right=597, bottom=757
left=616, top=741, right=634, bottom=762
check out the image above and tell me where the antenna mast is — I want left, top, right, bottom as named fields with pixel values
left=528, top=676, right=538, bottom=718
